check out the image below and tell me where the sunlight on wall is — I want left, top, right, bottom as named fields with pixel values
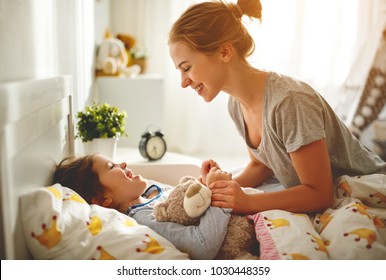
left=0, top=0, right=51, bottom=81
left=31, top=0, right=55, bottom=78
left=297, top=0, right=358, bottom=99
left=245, top=0, right=361, bottom=106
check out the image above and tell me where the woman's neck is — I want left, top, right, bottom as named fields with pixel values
left=227, top=64, right=267, bottom=111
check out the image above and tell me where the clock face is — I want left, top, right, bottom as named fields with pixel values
left=146, top=136, right=166, bottom=160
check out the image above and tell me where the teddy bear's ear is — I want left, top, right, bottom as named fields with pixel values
left=179, top=175, right=198, bottom=184
left=153, top=202, right=169, bottom=222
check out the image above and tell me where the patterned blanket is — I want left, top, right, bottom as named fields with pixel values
left=249, top=174, right=386, bottom=259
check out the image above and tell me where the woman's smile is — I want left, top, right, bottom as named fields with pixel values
left=194, top=83, right=204, bottom=93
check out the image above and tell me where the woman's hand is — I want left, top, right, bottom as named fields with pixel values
left=208, top=180, right=250, bottom=214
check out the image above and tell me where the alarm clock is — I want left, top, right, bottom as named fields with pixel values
left=139, top=127, right=167, bottom=161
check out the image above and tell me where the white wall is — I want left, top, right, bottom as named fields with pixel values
left=0, top=0, right=52, bottom=81
left=94, top=0, right=111, bottom=45
left=0, top=0, right=95, bottom=118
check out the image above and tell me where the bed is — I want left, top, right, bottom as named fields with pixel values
left=1, top=76, right=385, bottom=260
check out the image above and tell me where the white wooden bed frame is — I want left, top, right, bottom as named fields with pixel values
left=0, top=76, right=74, bottom=259
left=0, top=76, right=200, bottom=260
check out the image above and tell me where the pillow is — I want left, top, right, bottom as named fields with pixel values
left=20, top=184, right=189, bottom=260
left=248, top=210, right=329, bottom=260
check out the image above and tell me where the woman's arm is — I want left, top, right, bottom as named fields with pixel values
left=130, top=206, right=231, bottom=259
left=209, top=139, right=334, bottom=214
left=233, top=149, right=274, bottom=188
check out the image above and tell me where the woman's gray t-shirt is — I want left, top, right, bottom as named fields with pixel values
left=228, top=72, right=386, bottom=188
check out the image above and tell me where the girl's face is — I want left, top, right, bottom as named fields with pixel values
left=92, top=154, right=147, bottom=211
left=169, top=41, right=226, bottom=102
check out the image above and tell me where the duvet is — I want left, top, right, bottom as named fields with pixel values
left=249, top=174, right=386, bottom=259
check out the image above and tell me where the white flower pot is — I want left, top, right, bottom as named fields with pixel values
left=87, top=138, right=118, bottom=160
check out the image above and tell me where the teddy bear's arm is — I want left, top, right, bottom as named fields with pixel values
left=130, top=207, right=231, bottom=259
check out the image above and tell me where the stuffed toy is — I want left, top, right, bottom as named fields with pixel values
left=115, top=33, right=147, bottom=73
left=96, top=32, right=140, bottom=77
left=153, top=168, right=259, bottom=260
left=116, top=33, right=136, bottom=66
left=96, top=37, right=128, bottom=75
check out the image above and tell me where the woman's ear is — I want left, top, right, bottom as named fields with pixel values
left=92, top=195, right=113, bottom=207
left=219, top=42, right=234, bottom=62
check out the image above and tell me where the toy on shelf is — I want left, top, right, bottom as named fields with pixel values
left=117, top=33, right=148, bottom=74
left=95, top=30, right=141, bottom=77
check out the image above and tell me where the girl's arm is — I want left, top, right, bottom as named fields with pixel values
left=199, top=159, right=220, bottom=185
left=209, top=139, right=334, bottom=214
left=200, top=153, right=272, bottom=188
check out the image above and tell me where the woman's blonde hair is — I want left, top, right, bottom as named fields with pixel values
left=169, top=0, right=262, bottom=60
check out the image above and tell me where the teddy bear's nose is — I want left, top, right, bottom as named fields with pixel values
left=185, top=184, right=202, bottom=198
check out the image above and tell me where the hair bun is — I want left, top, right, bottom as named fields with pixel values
left=237, top=0, right=262, bottom=21
left=229, top=3, right=243, bottom=19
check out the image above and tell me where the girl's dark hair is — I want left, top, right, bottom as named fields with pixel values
left=52, top=154, right=104, bottom=204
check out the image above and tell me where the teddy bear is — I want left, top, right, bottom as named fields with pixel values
left=153, top=168, right=259, bottom=260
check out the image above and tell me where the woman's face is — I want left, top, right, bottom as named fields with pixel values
left=92, top=154, right=147, bottom=210
left=169, top=41, right=226, bottom=102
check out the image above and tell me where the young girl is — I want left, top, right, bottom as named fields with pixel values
left=53, top=153, right=231, bottom=259
left=168, top=0, right=386, bottom=214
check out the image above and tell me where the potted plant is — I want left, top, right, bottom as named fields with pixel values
left=76, top=102, right=127, bottom=159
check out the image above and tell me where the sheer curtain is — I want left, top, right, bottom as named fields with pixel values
left=142, top=0, right=385, bottom=161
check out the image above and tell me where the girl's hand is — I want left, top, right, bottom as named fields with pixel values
left=208, top=180, right=249, bottom=214
left=200, top=159, right=220, bottom=185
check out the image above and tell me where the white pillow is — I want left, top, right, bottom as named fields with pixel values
left=20, top=184, right=189, bottom=260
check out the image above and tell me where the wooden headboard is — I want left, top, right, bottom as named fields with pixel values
left=0, top=76, right=74, bottom=259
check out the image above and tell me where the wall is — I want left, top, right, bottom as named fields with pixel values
left=94, top=0, right=111, bottom=45
left=0, top=0, right=95, bottom=120
left=94, top=0, right=142, bottom=50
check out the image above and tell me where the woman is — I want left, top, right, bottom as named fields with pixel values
left=168, top=0, right=386, bottom=214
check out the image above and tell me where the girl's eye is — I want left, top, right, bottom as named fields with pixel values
left=183, top=66, right=191, bottom=72
left=109, top=163, right=116, bottom=169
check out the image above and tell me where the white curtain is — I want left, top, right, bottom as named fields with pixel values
left=141, top=0, right=386, bottom=161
